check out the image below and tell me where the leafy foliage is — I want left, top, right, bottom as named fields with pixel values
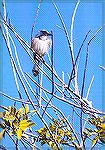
left=84, top=116, right=105, bottom=147
left=0, top=105, right=35, bottom=140
left=37, top=118, right=75, bottom=149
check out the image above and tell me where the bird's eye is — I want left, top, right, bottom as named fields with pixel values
left=43, top=31, right=47, bottom=34
left=41, top=30, right=48, bottom=35
left=40, top=30, right=52, bottom=36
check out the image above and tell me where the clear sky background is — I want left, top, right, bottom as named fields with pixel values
left=1, top=1, right=105, bottom=149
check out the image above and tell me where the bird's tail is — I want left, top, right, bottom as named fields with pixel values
left=32, top=57, right=40, bottom=77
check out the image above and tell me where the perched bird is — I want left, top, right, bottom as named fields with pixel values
left=31, top=30, right=52, bottom=76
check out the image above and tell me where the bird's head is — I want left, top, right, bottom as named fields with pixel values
left=40, top=30, right=52, bottom=36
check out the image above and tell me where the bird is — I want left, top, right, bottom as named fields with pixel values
left=31, top=30, right=52, bottom=77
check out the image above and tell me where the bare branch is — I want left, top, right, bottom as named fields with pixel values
left=31, top=0, right=42, bottom=41
left=70, top=0, right=80, bottom=94
left=52, top=0, right=75, bottom=70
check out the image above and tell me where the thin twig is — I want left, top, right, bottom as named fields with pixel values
left=39, top=63, right=43, bottom=109
left=52, top=1, right=75, bottom=70
left=31, top=0, right=42, bottom=41
left=80, top=25, right=105, bottom=147
left=25, top=72, right=105, bottom=115
left=41, top=31, right=56, bottom=117
left=2, top=27, right=37, bottom=112
left=99, top=65, right=105, bottom=71
left=62, top=71, right=64, bottom=99
left=86, top=75, right=94, bottom=100
left=0, top=91, right=31, bottom=105
left=51, top=30, right=54, bottom=94
left=81, top=25, right=105, bottom=99
left=42, top=91, right=56, bottom=118
left=6, top=130, right=17, bottom=147
left=2, top=0, right=24, bottom=107
left=70, top=0, right=80, bottom=95
left=68, top=30, right=91, bottom=88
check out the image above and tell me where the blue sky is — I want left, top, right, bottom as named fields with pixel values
left=2, top=1, right=105, bottom=149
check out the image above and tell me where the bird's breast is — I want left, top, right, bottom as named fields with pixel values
left=32, top=38, right=51, bottom=56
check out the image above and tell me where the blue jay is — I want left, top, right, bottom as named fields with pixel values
left=31, top=30, right=52, bottom=76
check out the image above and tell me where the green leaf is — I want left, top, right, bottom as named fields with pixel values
left=10, top=106, right=16, bottom=115
left=89, top=118, right=96, bottom=125
left=99, top=131, right=105, bottom=143
left=19, top=119, right=35, bottom=131
left=17, top=128, right=23, bottom=140
left=49, top=141, right=57, bottom=149
left=16, top=108, right=23, bottom=118
left=57, top=129, right=64, bottom=137
left=0, top=129, right=6, bottom=140
left=65, top=130, right=71, bottom=136
left=37, top=126, right=47, bottom=135
left=92, top=135, right=99, bottom=146
left=100, top=124, right=105, bottom=130
left=25, top=104, right=29, bottom=115
left=50, top=123, right=56, bottom=131
left=4, top=120, right=11, bottom=127
left=0, top=112, right=3, bottom=118
left=0, top=123, right=6, bottom=129
left=83, top=130, right=89, bottom=136
left=103, top=116, right=105, bottom=120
